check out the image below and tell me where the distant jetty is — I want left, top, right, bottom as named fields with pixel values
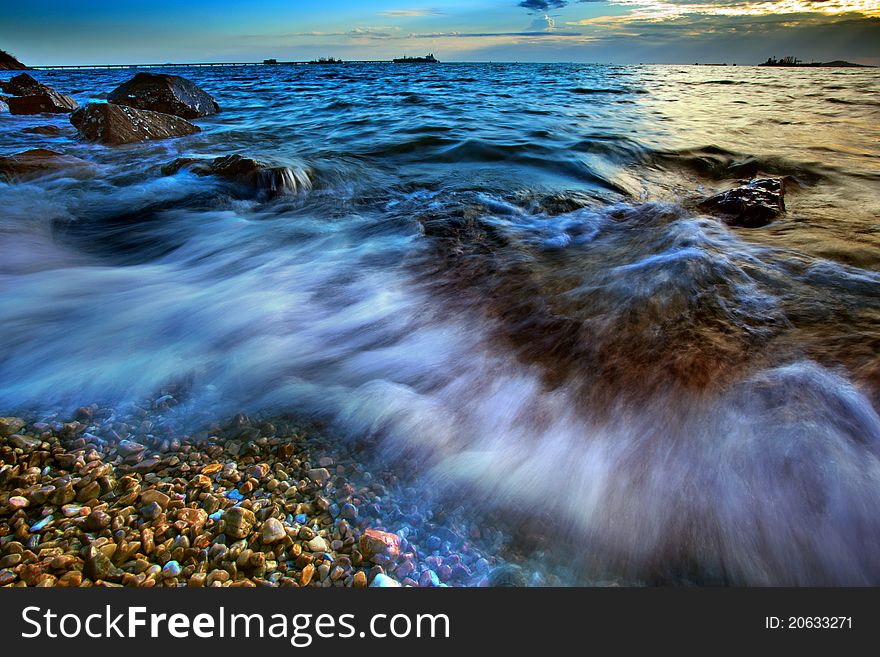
left=759, top=56, right=871, bottom=68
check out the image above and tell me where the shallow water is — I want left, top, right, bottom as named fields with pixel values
left=1, top=63, right=879, bottom=585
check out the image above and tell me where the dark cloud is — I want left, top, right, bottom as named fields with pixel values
left=518, top=0, right=604, bottom=11
left=518, top=0, right=568, bottom=11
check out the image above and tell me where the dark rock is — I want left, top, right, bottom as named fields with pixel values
left=0, top=148, right=91, bottom=180
left=0, top=49, right=28, bottom=71
left=161, top=154, right=309, bottom=198
left=2, top=73, right=77, bottom=114
left=698, top=178, right=786, bottom=228
left=487, top=564, right=527, bottom=587
left=70, top=103, right=200, bottom=145
left=23, top=124, right=64, bottom=136
left=8, top=92, right=78, bottom=115
left=2, top=73, right=45, bottom=96
left=107, top=72, right=219, bottom=119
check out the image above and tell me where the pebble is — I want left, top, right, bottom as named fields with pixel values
left=162, top=561, right=182, bottom=578
left=262, top=517, right=286, bottom=544
left=8, top=495, right=28, bottom=510
left=307, top=536, right=328, bottom=553
left=370, top=573, right=401, bottom=588
left=0, top=403, right=517, bottom=589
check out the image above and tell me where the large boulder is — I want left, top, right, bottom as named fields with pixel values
left=1, top=73, right=78, bottom=114
left=161, top=154, right=310, bottom=197
left=698, top=178, right=786, bottom=228
left=0, top=148, right=91, bottom=180
left=70, top=103, right=200, bottom=145
left=107, top=72, right=220, bottom=119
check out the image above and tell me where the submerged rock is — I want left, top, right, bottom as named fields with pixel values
left=0, top=148, right=91, bottom=180
left=359, top=529, right=401, bottom=565
left=698, top=178, right=786, bottom=228
left=161, top=154, right=310, bottom=198
left=107, top=72, right=220, bottom=119
left=2, top=73, right=77, bottom=114
left=70, top=103, right=200, bottom=145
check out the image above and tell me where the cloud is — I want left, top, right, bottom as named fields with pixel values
left=411, top=30, right=583, bottom=37
left=528, top=13, right=558, bottom=30
left=380, top=8, right=444, bottom=17
left=518, top=0, right=569, bottom=11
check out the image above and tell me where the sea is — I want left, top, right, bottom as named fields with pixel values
left=1, top=62, right=879, bottom=585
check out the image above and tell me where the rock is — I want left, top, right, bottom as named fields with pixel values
left=8, top=495, right=28, bottom=510
left=8, top=434, right=41, bottom=450
left=0, top=49, right=28, bottom=71
left=2, top=73, right=44, bottom=95
left=0, top=98, right=7, bottom=113
left=487, top=564, right=527, bottom=587
left=224, top=506, right=255, bottom=539
left=0, top=149, right=91, bottom=182
left=306, top=468, right=331, bottom=485
left=84, top=510, right=111, bottom=532
left=698, top=178, right=786, bottom=228
left=83, top=545, right=122, bottom=582
left=131, top=456, right=161, bottom=473
left=352, top=571, right=367, bottom=588
left=340, top=502, right=358, bottom=521
left=8, top=93, right=78, bottom=115
left=23, top=124, right=63, bottom=136
left=161, top=154, right=310, bottom=198
left=0, top=417, right=25, bottom=437
left=107, top=72, right=219, bottom=119
left=70, top=103, right=200, bottom=145
left=262, top=517, right=286, bottom=544
left=201, top=463, right=223, bottom=476
left=299, top=563, right=315, bottom=586
left=359, top=529, right=401, bottom=565
left=140, top=489, right=170, bottom=509
left=162, top=560, right=182, bottom=578
left=178, top=507, right=208, bottom=532
left=370, top=573, right=401, bottom=588
left=139, top=501, right=162, bottom=521
left=2, top=73, right=77, bottom=114
left=117, top=440, right=146, bottom=457
left=307, top=536, right=328, bottom=553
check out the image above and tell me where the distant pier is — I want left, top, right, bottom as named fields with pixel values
left=31, top=60, right=397, bottom=70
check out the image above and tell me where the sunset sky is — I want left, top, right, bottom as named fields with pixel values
left=2, top=0, right=878, bottom=65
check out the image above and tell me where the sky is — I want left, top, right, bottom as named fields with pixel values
left=1, top=1, right=878, bottom=65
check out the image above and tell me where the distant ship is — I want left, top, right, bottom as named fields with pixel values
left=393, top=54, right=438, bottom=64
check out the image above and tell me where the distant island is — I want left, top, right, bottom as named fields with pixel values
left=0, top=49, right=28, bottom=70
left=760, top=56, right=872, bottom=68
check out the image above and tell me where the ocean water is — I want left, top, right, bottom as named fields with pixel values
left=1, top=63, right=879, bottom=585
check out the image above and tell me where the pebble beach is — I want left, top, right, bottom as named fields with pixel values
left=0, top=391, right=528, bottom=588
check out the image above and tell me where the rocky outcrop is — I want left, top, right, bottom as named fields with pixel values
left=0, top=148, right=91, bottom=180
left=107, top=72, right=220, bottom=119
left=161, top=154, right=310, bottom=197
left=1, top=73, right=77, bottom=114
left=70, top=103, right=200, bottom=145
left=698, top=178, right=786, bottom=228
left=0, top=97, right=7, bottom=113
left=0, top=49, right=27, bottom=70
